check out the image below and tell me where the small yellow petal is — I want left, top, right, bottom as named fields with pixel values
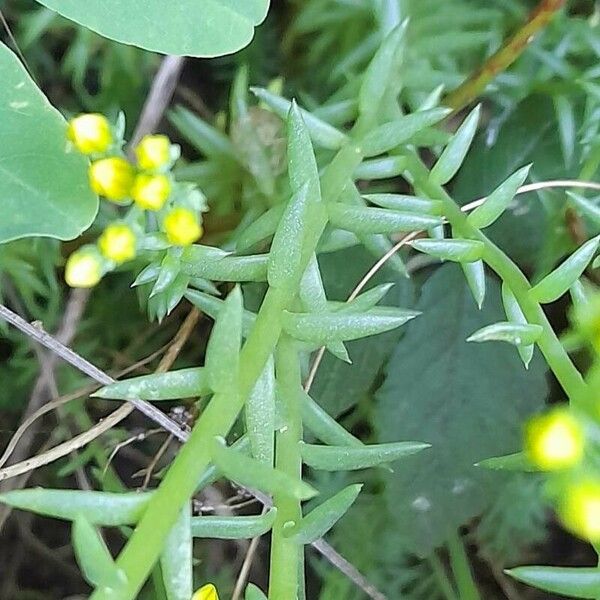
left=67, top=113, right=113, bottom=155
left=559, top=479, right=600, bottom=542
left=65, top=249, right=102, bottom=288
left=135, top=134, right=172, bottom=171
left=524, top=408, right=584, bottom=471
left=163, top=207, right=203, bottom=246
left=131, top=173, right=171, bottom=211
left=98, top=223, right=137, bottom=264
left=89, top=157, right=135, bottom=201
left=191, top=583, right=219, bottom=600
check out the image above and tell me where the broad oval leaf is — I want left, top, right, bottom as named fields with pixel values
left=35, top=0, right=270, bottom=57
left=0, top=43, right=98, bottom=243
left=300, top=441, right=430, bottom=471
left=507, top=566, right=600, bottom=599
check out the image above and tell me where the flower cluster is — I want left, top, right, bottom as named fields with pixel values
left=522, top=295, right=600, bottom=543
left=64, top=114, right=205, bottom=288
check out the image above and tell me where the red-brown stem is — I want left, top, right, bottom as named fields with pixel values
left=444, top=0, right=566, bottom=112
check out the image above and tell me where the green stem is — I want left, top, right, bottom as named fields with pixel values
left=408, top=155, right=587, bottom=403
left=444, top=0, right=566, bottom=112
left=427, top=553, right=459, bottom=600
left=446, top=530, right=481, bottom=600
left=269, top=335, right=304, bottom=599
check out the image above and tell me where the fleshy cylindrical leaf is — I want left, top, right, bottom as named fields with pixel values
left=236, top=204, right=285, bottom=252
left=530, top=236, right=600, bottom=304
left=94, top=368, right=210, bottom=401
left=0, top=489, right=150, bottom=525
left=502, top=283, right=534, bottom=368
left=285, top=484, right=362, bottom=544
left=181, top=247, right=269, bottom=282
left=250, top=88, right=348, bottom=150
left=461, top=260, right=486, bottom=309
left=354, top=156, right=407, bottom=180
left=300, top=441, right=430, bottom=471
left=282, top=307, right=419, bottom=344
left=212, top=439, right=317, bottom=500
left=364, top=194, right=443, bottom=215
left=411, top=238, right=484, bottom=262
left=327, top=204, right=442, bottom=235
left=467, top=322, right=543, bottom=346
left=73, top=516, right=126, bottom=591
left=191, top=508, right=276, bottom=539
left=161, top=505, right=192, bottom=600
left=360, top=109, right=450, bottom=157
left=507, top=566, right=600, bottom=598
left=246, top=357, right=276, bottom=465
left=245, top=583, right=268, bottom=600
left=467, top=165, right=531, bottom=229
left=430, top=105, right=481, bottom=185
left=476, top=452, right=534, bottom=472
left=205, top=287, right=243, bottom=393
left=330, top=283, right=395, bottom=314
left=567, top=191, right=600, bottom=226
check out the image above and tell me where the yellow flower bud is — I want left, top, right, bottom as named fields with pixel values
left=67, top=113, right=113, bottom=155
left=89, top=157, right=135, bottom=201
left=163, top=207, right=203, bottom=246
left=559, top=479, right=600, bottom=542
left=135, top=134, right=172, bottom=170
left=98, top=223, right=137, bottom=264
left=65, top=249, right=102, bottom=288
left=191, top=584, right=218, bottom=600
left=131, top=173, right=172, bottom=211
left=524, top=408, right=584, bottom=471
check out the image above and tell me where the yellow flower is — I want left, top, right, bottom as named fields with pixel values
left=135, top=134, right=172, bottom=170
left=65, top=249, right=102, bottom=288
left=559, top=479, right=600, bottom=542
left=89, top=157, right=135, bottom=201
left=524, top=408, right=584, bottom=471
left=131, top=173, right=172, bottom=211
left=98, top=223, right=137, bottom=264
left=67, top=113, right=113, bottom=155
left=164, top=207, right=203, bottom=246
left=191, top=584, right=218, bottom=600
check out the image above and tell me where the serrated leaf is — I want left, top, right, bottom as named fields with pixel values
left=301, top=441, right=429, bottom=471
left=467, top=322, right=543, bottom=346
left=286, top=484, right=363, bottom=544
left=0, top=43, right=97, bottom=243
left=375, top=265, right=547, bottom=554
left=530, top=235, right=600, bottom=303
left=467, top=165, right=531, bottom=229
left=35, top=0, right=270, bottom=57
left=430, top=105, right=480, bottom=185
left=507, top=566, right=600, bottom=598
left=411, top=238, right=484, bottom=262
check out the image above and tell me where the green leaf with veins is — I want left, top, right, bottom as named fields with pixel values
left=375, top=265, right=547, bottom=555
left=0, top=42, right=98, bottom=243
